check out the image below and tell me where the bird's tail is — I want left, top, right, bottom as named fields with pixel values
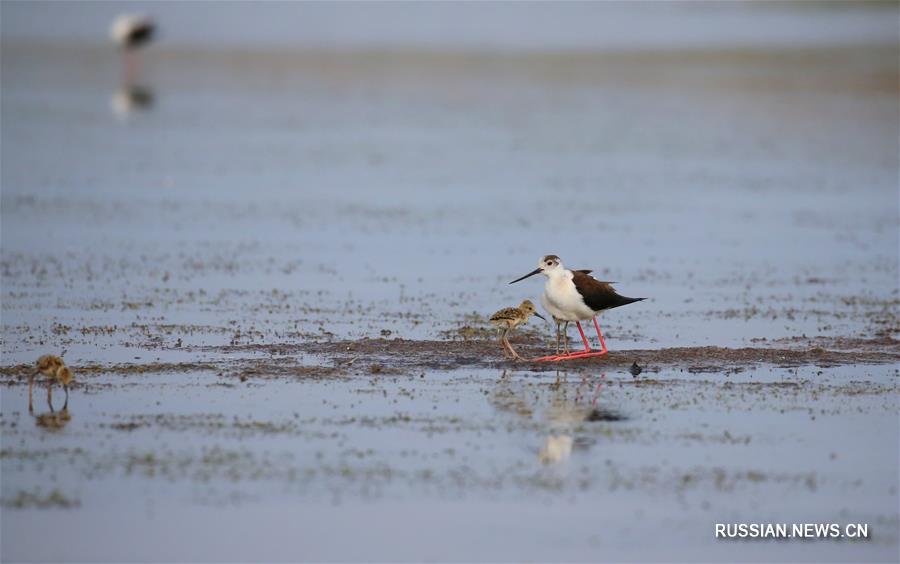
left=608, top=295, right=646, bottom=309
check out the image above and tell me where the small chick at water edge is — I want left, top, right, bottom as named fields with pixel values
left=489, top=300, right=546, bottom=360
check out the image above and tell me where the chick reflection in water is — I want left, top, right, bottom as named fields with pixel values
left=34, top=406, right=72, bottom=432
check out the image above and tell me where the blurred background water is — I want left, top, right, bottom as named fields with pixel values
left=3, top=1, right=898, bottom=50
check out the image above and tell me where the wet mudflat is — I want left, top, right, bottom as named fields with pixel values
left=2, top=360, right=898, bottom=562
left=2, top=43, right=898, bottom=357
left=2, top=9, right=899, bottom=562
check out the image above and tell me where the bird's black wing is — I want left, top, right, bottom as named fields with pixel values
left=130, top=23, right=155, bottom=46
left=572, top=271, right=645, bottom=311
left=575, top=270, right=617, bottom=283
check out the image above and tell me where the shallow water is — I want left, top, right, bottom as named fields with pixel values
left=2, top=364, right=898, bottom=561
left=2, top=42, right=898, bottom=366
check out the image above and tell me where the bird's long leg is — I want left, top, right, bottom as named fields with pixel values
left=63, top=385, right=69, bottom=410
left=504, top=333, right=521, bottom=360
left=501, top=325, right=521, bottom=360
left=133, top=52, right=141, bottom=82
left=563, top=322, right=571, bottom=356
left=503, top=327, right=519, bottom=359
left=555, top=321, right=561, bottom=355
left=122, top=53, right=129, bottom=85
left=124, top=51, right=137, bottom=85
left=47, top=381, right=53, bottom=413
left=575, top=322, right=592, bottom=352
left=592, top=316, right=609, bottom=354
left=498, top=327, right=512, bottom=358
left=28, top=372, right=35, bottom=414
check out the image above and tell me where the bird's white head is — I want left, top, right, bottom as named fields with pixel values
left=509, top=255, right=564, bottom=284
left=110, top=14, right=154, bottom=47
left=538, top=255, right=563, bottom=273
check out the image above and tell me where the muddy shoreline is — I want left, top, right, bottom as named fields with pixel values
left=1, top=337, right=896, bottom=383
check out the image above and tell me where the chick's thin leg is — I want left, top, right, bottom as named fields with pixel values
left=28, top=372, right=35, bottom=413
left=499, top=327, right=514, bottom=359
left=555, top=321, right=561, bottom=355
left=503, top=332, right=522, bottom=360
left=502, top=329, right=518, bottom=359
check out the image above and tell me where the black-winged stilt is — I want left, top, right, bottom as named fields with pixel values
left=510, top=255, right=645, bottom=361
left=110, top=14, right=155, bottom=83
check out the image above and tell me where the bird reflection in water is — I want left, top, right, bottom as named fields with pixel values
left=575, top=373, right=605, bottom=407
left=489, top=371, right=624, bottom=465
left=538, top=435, right=573, bottom=464
left=111, top=85, right=155, bottom=120
left=34, top=406, right=72, bottom=432
left=546, top=373, right=610, bottom=426
left=542, top=373, right=626, bottom=464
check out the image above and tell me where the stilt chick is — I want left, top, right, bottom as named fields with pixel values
left=31, top=355, right=63, bottom=413
left=52, top=366, right=74, bottom=410
left=489, top=300, right=545, bottom=360
left=30, top=355, right=73, bottom=413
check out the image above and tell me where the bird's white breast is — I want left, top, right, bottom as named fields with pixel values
left=541, top=271, right=594, bottom=321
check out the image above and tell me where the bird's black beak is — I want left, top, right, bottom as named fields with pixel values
left=533, top=312, right=546, bottom=321
left=509, top=268, right=542, bottom=284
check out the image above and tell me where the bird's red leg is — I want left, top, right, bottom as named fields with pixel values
left=532, top=319, right=609, bottom=362
left=592, top=316, right=608, bottom=354
left=575, top=322, right=592, bottom=353
left=124, top=52, right=137, bottom=85
left=133, top=52, right=142, bottom=82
